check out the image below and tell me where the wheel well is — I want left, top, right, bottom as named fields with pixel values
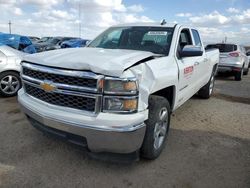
left=0, top=70, right=20, bottom=76
left=151, top=86, right=175, bottom=110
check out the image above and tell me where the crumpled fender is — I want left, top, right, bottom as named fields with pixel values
left=126, top=56, right=179, bottom=112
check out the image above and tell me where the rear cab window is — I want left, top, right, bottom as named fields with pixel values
left=191, top=29, right=202, bottom=46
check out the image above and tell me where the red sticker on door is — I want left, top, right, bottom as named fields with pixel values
left=184, top=66, right=194, bottom=74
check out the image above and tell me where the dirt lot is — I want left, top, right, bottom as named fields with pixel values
left=0, top=74, right=250, bottom=188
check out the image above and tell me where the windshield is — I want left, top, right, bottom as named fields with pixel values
left=88, top=26, right=174, bottom=55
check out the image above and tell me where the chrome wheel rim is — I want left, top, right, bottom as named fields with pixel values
left=0, top=75, right=20, bottom=95
left=154, top=107, right=168, bottom=150
left=209, top=74, right=215, bottom=95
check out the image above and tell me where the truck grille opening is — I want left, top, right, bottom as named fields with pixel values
left=21, top=63, right=103, bottom=113
left=23, top=67, right=97, bottom=88
left=24, top=84, right=96, bottom=112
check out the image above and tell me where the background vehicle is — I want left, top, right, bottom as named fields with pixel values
left=0, top=33, right=36, bottom=54
left=35, top=37, right=53, bottom=44
left=206, top=43, right=249, bottom=80
left=34, top=37, right=79, bottom=52
left=28, top=36, right=40, bottom=43
left=0, top=46, right=24, bottom=97
left=0, top=33, right=37, bottom=97
left=18, top=23, right=219, bottom=160
left=60, top=39, right=90, bottom=48
left=246, top=50, right=250, bottom=66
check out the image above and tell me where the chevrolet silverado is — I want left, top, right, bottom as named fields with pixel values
left=18, top=22, right=219, bottom=160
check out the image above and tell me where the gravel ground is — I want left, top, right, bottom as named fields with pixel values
left=0, top=74, right=250, bottom=188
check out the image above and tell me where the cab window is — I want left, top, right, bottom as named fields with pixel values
left=177, top=29, right=193, bottom=58
left=191, top=29, right=202, bottom=46
left=178, top=29, right=192, bottom=50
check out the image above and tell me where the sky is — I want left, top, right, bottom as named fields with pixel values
left=0, top=0, right=250, bottom=44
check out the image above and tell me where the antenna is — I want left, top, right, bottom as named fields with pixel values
left=78, top=3, right=81, bottom=38
left=160, top=19, right=166, bottom=25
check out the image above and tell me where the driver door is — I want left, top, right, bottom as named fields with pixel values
left=175, top=28, right=197, bottom=107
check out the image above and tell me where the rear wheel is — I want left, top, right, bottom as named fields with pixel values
left=243, top=67, right=249, bottom=75
left=198, top=70, right=215, bottom=99
left=0, top=71, right=21, bottom=97
left=141, top=95, right=171, bottom=160
left=235, top=66, right=244, bottom=81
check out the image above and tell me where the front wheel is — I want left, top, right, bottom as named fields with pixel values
left=141, top=95, right=171, bottom=160
left=0, top=71, right=21, bottom=97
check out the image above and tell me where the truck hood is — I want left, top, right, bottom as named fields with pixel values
left=23, top=47, right=156, bottom=77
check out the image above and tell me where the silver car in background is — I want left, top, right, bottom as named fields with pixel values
left=0, top=46, right=23, bottom=97
left=246, top=50, right=250, bottom=65
left=206, top=43, right=249, bottom=81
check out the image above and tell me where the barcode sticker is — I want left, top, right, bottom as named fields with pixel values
left=147, top=31, right=168, bottom=35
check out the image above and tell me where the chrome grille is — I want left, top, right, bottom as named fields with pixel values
left=24, top=84, right=96, bottom=112
left=21, top=62, right=103, bottom=114
left=23, top=67, right=97, bottom=88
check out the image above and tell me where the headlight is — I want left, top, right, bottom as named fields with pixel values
left=102, top=77, right=139, bottom=113
left=103, top=96, right=138, bottom=113
left=104, top=77, right=138, bottom=95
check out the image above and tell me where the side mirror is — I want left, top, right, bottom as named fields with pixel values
left=180, top=45, right=203, bottom=58
left=246, top=51, right=250, bottom=56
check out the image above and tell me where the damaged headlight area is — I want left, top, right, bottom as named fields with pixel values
left=102, top=77, right=139, bottom=113
left=104, top=77, right=138, bottom=95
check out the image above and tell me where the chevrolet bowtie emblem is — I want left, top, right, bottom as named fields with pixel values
left=40, top=81, right=56, bottom=92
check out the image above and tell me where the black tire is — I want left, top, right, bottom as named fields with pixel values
left=0, top=71, right=21, bottom=97
left=198, top=70, right=215, bottom=99
left=243, top=68, right=249, bottom=75
left=235, top=66, right=244, bottom=81
left=141, top=95, right=171, bottom=160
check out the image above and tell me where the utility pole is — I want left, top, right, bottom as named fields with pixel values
left=78, top=3, right=81, bottom=38
left=8, top=20, right=12, bottom=34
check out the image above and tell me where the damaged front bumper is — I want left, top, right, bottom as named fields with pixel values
left=18, top=89, right=147, bottom=154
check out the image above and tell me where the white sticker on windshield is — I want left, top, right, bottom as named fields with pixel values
left=147, top=31, right=168, bottom=35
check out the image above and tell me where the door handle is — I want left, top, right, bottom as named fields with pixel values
left=194, top=62, right=200, bottom=66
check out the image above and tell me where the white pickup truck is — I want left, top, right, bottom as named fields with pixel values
left=18, top=23, right=219, bottom=160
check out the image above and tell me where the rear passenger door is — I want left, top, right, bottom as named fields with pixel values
left=190, top=29, right=208, bottom=89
